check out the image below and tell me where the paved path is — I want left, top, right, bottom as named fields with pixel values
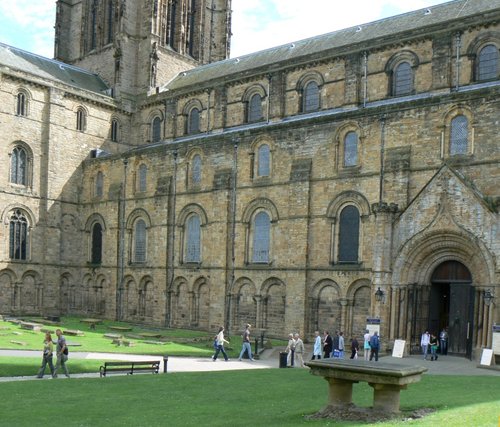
left=1, top=347, right=498, bottom=382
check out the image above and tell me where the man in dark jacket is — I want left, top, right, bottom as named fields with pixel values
left=323, top=331, right=333, bottom=358
left=369, top=331, right=380, bottom=361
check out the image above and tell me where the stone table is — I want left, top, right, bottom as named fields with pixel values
left=305, top=359, right=427, bottom=414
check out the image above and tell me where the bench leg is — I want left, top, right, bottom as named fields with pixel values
left=325, top=378, right=356, bottom=407
left=369, top=383, right=406, bottom=413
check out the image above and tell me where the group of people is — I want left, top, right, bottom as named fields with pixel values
left=421, top=327, right=448, bottom=361
left=37, top=329, right=70, bottom=378
left=284, top=332, right=306, bottom=367
left=310, top=330, right=380, bottom=362
left=211, top=323, right=258, bottom=362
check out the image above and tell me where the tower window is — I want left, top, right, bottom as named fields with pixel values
left=252, top=211, right=270, bottom=263
left=152, top=116, right=162, bottom=142
left=91, top=222, right=103, bottom=264
left=9, top=209, right=29, bottom=260
left=303, top=81, right=320, bottom=112
left=188, top=108, right=200, bottom=134
left=133, top=219, right=147, bottom=263
left=257, top=144, right=270, bottom=177
left=343, top=132, right=358, bottom=167
left=138, top=164, right=147, bottom=192
left=76, top=108, right=87, bottom=132
left=338, top=205, right=360, bottom=263
left=477, top=44, right=499, bottom=81
left=393, top=61, right=413, bottom=96
left=248, top=94, right=263, bottom=123
left=191, top=154, right=202, bottom=185
left=16, top=92, right=27, bottom=116
left=450, top=115, right=468, bottom=155
left=185, top=214, right=201, bottom=263
left=111, top=119, right=119, bottom=142
left=10, top=146, right=28, bottom=186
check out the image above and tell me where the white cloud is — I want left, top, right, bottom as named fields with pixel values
left=230, top=0, right=450, bottom=57
left=0, top=0, right=450, bottom=60
left=0, top=0, right=55, bottom=57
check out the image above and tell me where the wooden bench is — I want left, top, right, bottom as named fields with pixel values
left=305, top=359, right=427, bottom=414
left=99, top=360, right=161, bottom=377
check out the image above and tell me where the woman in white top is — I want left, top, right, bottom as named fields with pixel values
left=212, top=326, right=230, bottom=361
left=312, top=330, right=322, bottom=360
left=363, top=330, right=371, bottom=361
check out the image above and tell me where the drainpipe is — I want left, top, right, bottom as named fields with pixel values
left=226, top=138, right=238, bottom=334
left=166, top=150, right=178, bottom=327
left=116, top=157, right=128, bottom=320
left=363, top=51, right=368, bottom=107
left=455, top=32, right=462, bottom=91
left=379, top=117, right=386, bottom=204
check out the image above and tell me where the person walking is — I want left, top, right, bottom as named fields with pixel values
left=332, top=331, right=340, bottom=358
left=212, top=326, right=230, bottom=361
left=293, top=333, right=305, bottom=367
left=421, top=330, right=430, bottom=360
left=369, top=331, right=380, bottom=361
left=312, top=331, right=322, bottom=360
left=323, top=331, right=333, bottom=359
left=363, top=329, right=371, bottom=361
left=338, top=331, right=345, bottom=358
left=53, top=329, right=69, bottom=378
left=439, top=327, right=448, bottom=355
left=37, top=332, right=55, bottom=378
left=285, top=333, right=296, bottom=367
left=430, top=333, right=439, bottom=361
left=350, top=336, right=359, bottom=359
left=238, top=324, right=254, bottom=361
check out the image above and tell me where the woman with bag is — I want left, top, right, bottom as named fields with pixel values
left=430, top=333, right=439, bottom=361
left=37, top=332, right=55, bottom=378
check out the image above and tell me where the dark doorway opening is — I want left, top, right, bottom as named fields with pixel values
left=429, top=261, right=473, bottom=358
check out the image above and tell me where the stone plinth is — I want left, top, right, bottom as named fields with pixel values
left=305, top=359, right=427, bottom=414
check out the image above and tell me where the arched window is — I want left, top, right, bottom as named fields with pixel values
left=90, top=0, right=98, bottom=50
left=248, top=94, right=263, bottom=123
left=91, top=222, right=103, bottom=264
left=393, top=61, right=413, bottom=96
left=152, top=116, right=162, bottom=143
left=450, top=115, right=469, bottom=155
left=343, top=132, right=358, bottom=167
left=252, top=211, right=270, bottom=263
left=9, top=209, right=29, bottom=260
left=106, top=0, right=115, bottom=44
left=257, top=144, right=270, bottom=177
left=338, top=205, right=359, bottom=263
left=111, top=119, right=119, bottom=142
left=95, top=171, right=104, bottom=197
left=10, top=146, right=28, bottom=185
left=133, top=219, right=147, bottom=263
left=76, top=107, right=86, bottom=131
left=138, top=164, right=147, bottom=192
left=303, top=81, right=320, bottom=112
left=16, top=92, right=27, bottom=116
left=477, top=44, right=499, bottom=81
left=188, top=107, right=200, bottom=134
left=191, top=154, right=202, bottom=185
left=185, top=214, right=201, bottom=263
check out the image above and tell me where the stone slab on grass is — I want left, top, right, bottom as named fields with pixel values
left=63, top=329, right=85, bottom=336
left=104, top=333, right=123, bottom=340
left=108, top=326, right=133, bottom=332
left=10, top=340, right=28, bottom=346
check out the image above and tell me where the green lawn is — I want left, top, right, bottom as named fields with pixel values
left=0, top=316, right=281, bottom=358
left=0, top=370, right=498, bottom=426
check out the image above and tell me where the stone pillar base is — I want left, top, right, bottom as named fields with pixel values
left=369, top=383, right=407, bottom=413
left=326, top=378, right=358, bottom=407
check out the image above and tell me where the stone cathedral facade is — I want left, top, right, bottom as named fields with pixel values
left=0, top=0, right=499, bottom=358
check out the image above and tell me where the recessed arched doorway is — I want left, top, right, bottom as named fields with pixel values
left=429, top=261, right=473, bottom=358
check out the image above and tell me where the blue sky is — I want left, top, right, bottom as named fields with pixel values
left=0, top=0, right=450, bottom=59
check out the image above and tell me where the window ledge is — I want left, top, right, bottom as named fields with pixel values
left=331, top=262, right=363, bottom=270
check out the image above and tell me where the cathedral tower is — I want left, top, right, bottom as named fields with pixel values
left=54, top=0, right=232, bottom=99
